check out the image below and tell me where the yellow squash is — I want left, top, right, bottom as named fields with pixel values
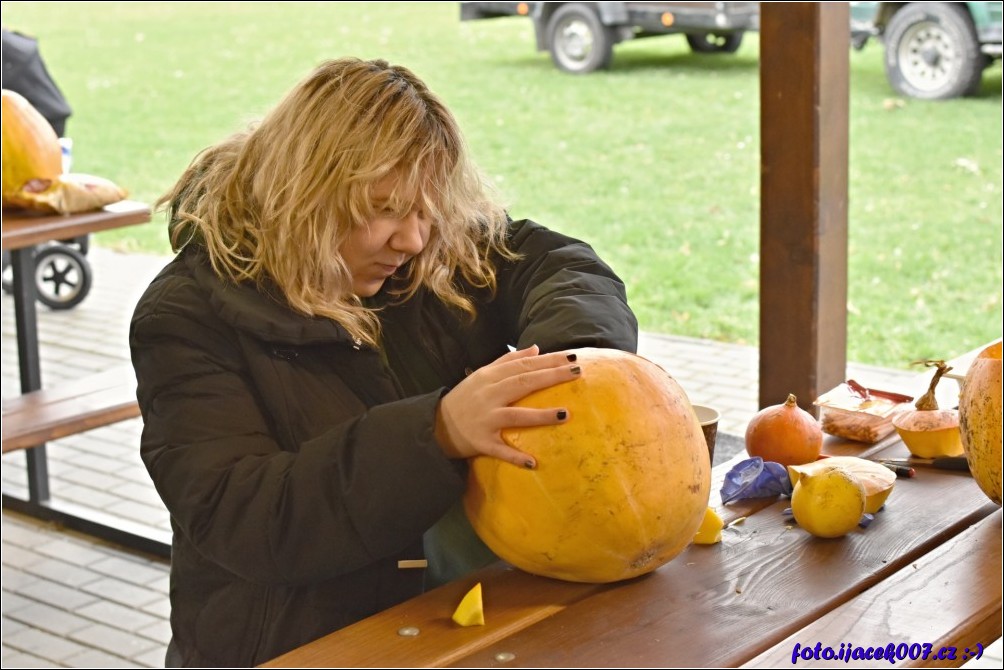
left=788, top=456, right=895, bottom=514
left=464, top=348, right=710, bottom=583
left=892, top=360, right=964, bottom=458
left=959, top=341, right=1003, bottom=506
left=1, top=89, right=62, bottom=208
left=790, top=465, right=867, bottom=539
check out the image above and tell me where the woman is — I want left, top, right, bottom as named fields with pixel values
left=131, top=57, right=637, bottom=667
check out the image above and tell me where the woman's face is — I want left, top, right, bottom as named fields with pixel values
left=340, top=176, right=432, bottom=297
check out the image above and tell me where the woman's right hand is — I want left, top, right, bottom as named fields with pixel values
left=434, top=345, right=581, bottom=469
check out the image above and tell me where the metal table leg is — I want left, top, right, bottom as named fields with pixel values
left=9, top=246, right=50, bottom=502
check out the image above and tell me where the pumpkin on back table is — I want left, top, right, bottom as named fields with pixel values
left=463, top=348, right=711, bottom=584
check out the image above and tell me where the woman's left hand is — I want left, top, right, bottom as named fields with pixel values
left=434, top=345, right=580, bottom=469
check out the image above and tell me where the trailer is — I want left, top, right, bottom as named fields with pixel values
left=460, top=2, right=760, bottom=73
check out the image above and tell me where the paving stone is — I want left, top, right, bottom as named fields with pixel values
left=136, top=618, right=173, bottom=645
left=3, top=626, right=89, bottom=661
left=23, top=557, right=103, bottom=589
left=0, top=517, right=53, bottom=549
left=1, top=565, right=39, bottom=591
left=79, top=576, right=162, bottom=609
left=6, top=601, right=91, bottom=636
left=87, top=555, right=167, bottom=588
left=0, top=544, right=40, bottom=570
left=64, top=646, right=154, bottom=668
left=1, top=616, right=27, bottom=635
left=110, top=481, right=168, bottom=507
left=139, top=596, right=172, bottom=619
left=18, top=578, right=98, bottom=611
left=32, top=537, right=111, bottom=566
left=133, top=644, right=169, bottom=668
left=67, top=621, right=160, bottom=659
left=0, top=648, right=54, bottom=668
left=1, top=592, right=34, bottom=615
left=76, top=599, right=160, bottom=632
left=54, top=483, right=123, bottom=511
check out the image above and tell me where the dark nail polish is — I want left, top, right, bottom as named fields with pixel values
left=566, top=353, right=577, bottom=362
left=524, top=459, right=536, bottom=470
left=570, top=365, right=581, bottom=374
left=557, top=409, right=568, bottom=420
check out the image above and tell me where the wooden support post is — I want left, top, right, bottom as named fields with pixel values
left=759, top=2, right=850, bottom=413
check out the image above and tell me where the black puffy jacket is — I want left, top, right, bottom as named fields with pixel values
left=129, top=219, right=637, bottom=667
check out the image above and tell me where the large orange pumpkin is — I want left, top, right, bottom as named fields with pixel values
left=1, top=89, right=63, bottom=208
left=958, top=340, right=1002, bottom=506
left=463, top=348, right=711, bottom=583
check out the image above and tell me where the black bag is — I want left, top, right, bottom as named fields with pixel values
left=2, top=28, right=72, bottom=136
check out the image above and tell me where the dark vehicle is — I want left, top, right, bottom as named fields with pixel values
left=460, top=2, right=760, bottom=73
left=850, top=1, right=1003, bottom=99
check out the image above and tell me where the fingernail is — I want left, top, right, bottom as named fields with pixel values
left=557, top=409, right=568, bottom=420
left=566, top=353, right=577, bottom=362
left=523, top=459, right=536, bottom=470
left=570, top=365, right=581, bottom=374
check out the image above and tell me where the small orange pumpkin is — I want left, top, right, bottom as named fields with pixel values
left=745, top=394, right=822, bottom=466
left=464, top=348, right=710, bottom=584
left=1, top=89, right=63, bottom=209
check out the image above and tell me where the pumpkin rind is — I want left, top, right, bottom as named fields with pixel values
left=959, top=341, right=1003, bottom=506
left=1, top=89, right=62, bottom=208
left=463, top=348, right=711, bottom=584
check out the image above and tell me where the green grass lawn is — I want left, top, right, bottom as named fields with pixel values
left=4, top=1, right=1001, bottom=368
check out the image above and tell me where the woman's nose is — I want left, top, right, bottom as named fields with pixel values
left=390, top=210, right=428, bottom=256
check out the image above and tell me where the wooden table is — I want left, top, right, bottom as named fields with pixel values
left=262, top=434, right=1001, bottom=668
left=2, top=201, right=156, bottom=550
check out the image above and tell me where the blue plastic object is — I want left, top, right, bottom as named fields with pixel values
left=720, top=457, right=793, bottom=504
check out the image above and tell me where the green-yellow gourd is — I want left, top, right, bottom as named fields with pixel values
left=959, top=341, right=1003, bottom=506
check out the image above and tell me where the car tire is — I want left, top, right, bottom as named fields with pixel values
left=547, top=3, right=614, bottom=74
left=686, top=31, right=744, bottom=54
left=883, top=2, right=982, bottom=100
left=33, top=244, right=92, bottom=310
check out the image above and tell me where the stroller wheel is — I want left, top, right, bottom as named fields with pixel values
left=34, top=244, right=92, bottom=310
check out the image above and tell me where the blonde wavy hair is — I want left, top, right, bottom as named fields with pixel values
left=160, top=57, right=511, bottom=347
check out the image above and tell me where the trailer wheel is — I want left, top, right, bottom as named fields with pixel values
left=686, top=32, right=744, bottom=54
left=883, top=2, right=982, bottom=100
left=34, top=244, right=92, bottom=310
left=547, top=4, right=614, bottom=74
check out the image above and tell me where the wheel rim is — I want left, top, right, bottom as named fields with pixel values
left=35, top=254, right=84, bottom=304
left=554, top=16, right=595, bottom=70
left=896, top=20, right=962, bottom=93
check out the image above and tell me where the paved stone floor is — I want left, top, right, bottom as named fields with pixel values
left=2, top=246, right=1000, bottom=667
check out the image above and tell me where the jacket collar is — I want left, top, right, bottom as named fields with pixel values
left=182, top=246, right=360, bottom=347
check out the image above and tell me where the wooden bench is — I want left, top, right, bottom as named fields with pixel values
left=2, top=365, right=140, bottom=453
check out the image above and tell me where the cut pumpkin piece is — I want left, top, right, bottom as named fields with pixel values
left=451, top=582, right=485, bottom=626
left=693, top=506, right=724, bottom=545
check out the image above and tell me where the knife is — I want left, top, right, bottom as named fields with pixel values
left=877, top=456, right=971, bottom=471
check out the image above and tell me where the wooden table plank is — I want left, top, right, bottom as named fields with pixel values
left=1, top=200, right=151, bottom=250
left=260, top=563, right=609, bottom=668
left=744, top=509, right=1002, bottom=668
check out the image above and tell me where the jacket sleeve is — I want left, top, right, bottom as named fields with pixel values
left=495, top=218, right=639, bottom=353
left=130, top=274, right=465, bottom=587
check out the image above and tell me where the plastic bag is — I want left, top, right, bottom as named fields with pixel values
left=720, top=457, right=793, bottom=504
left=11, top=172, right=127, bottom=214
